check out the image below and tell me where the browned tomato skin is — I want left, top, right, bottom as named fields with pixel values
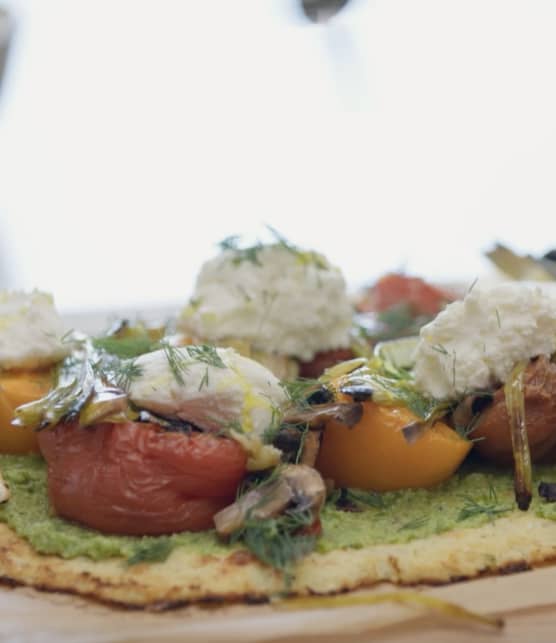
left=298, top=348, right=355, bottom=379
left=474, top=356, right=556, bottom=464
left=38, top=422, right=247, bottom=535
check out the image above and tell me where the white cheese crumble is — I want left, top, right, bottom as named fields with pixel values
left=0, top=468, right=9, bottom=503
left=414, top=283, right=556, bottom=399
left=0, top=290, right=69, bottom=370
left=128, top=346, right=287, bottom=440
left=177, top=244, right=353, bottom=361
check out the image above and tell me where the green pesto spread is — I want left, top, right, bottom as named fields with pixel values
left=2, top=454, right=556, bottom=562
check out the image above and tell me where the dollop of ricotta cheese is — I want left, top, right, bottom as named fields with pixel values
left=128, top=345, right=287, bottom=439
left=0, top=290, right=69, bottom=370
left=414, top=283, right=556, bottom=399
left=178, top=244, right=353, bottom=361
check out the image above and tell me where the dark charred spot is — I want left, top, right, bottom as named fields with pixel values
left=538, top=481, right=556, bottom=502
left=470, top=393, right=494, bottom=415
left=306, top=386, right=333, bottom=405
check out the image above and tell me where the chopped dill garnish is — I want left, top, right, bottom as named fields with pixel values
left=218, top=235, right=241, bottom=251
left=113, top=359, right=143, bottom=391
left=162, top=344, right=190, bottom=385
left=230, top=509, right=316, bottom=581
left=198, top=367, right=210, bottom=391
left=294, top=425, right=309, bottom=464
left=467, top=276, right=479, bottom=294
left=456, top=484, right=512, bottom=522
left=219, top=235, right=264, bottom=266
left=262, top=404, right=283, bottom=443
left=266, top=225, right=329, bottom=270
left=126, top=538, right=173, bottom=566
left=451, top=350, right=457, bottom=390
left=431, top=344, right=449, bottom=356
left=280, top=378, right=321, bottom=408
left=217, top=228, right=328, bottom=270
left=495, top=308, right=502, bottom=329
left=161, top=343, right=226, bottom=386
left=220, top=419, right=243, bottom=434
left=358, top=368, right=451, bottom=421
left=399, top=516, right=428, bottom=531
left=331, top=488, right=390, bottom=510
left=60, top=328, right=77, bottom=344
left=185, top=344, right=226, bottom=369
left=236, top=285, right=252, bottom=302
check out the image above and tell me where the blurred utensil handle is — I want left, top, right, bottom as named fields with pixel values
left=0, top=6, right=14, bottom=98
left=301, top=0, right=352, bottom=23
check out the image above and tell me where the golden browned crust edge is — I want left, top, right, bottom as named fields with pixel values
left=2, top=511, right=556, bottom=608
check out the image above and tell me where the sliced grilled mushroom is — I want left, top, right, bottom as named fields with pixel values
left=299, top=430, right=322, bottom=467
left=214, top=464, right=326, bottom=536
left=282, top=402, right=363, bottom=429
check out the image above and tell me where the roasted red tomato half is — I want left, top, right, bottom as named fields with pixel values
left=38, top=422, right=247, bottom=535
left=358, top=273, right=453, bottom=317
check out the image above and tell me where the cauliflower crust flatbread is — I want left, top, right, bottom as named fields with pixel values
left=2, top=513, right=556, bottom=608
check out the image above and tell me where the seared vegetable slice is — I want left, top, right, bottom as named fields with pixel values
left=504, top=361, right=532, bottom=510
left=13, top=354, right=95, bottom=431
left=279, top=590, right=503, bottom=630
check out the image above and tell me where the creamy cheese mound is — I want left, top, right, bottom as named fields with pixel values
left=178, top=244, right=353, bottom=361
left=414, top=283, right=556, bottom=399
left=128, top=345, right=287, bottom=439
left=0, top=290, right=69, bottom=370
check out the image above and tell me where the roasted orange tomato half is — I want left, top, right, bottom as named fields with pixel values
left=316, top=401, right=471, bottom=491
left=0, top=370, right=52, bottom=454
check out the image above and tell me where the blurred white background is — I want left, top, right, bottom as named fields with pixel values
left=0, top=0, right=555, bottom=312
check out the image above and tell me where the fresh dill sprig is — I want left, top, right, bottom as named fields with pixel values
left=262, top=404, right=283, bottom=443
left=218, top=235, right=241, bottom=251
left=230, top=509, right=316, bottom=579
left=280, top=378, right=322, bottom=408
left=113, top=359, right=143, bottom=391
left=185, top=344, right=226, bottom=369
left=495, top=308, right=502, bottom=329
left=198, top=367, right=210, bottom=391
left=161, top=344, right=190, bottom=385
left=294, top=425, right=309, bottom=464
left=361, top=369, right=452, bottom=421
left=160, top=343, right=226, bottom=387
left=456, top=484, right=512, bottom=522
left=218, top=229, right=328, bottom=270
left=220, top=419, right=243, bottom=435
left=330, top=488, right=390, bottom=511
left=219, top=235, right=264, bottom=266
left=345, top=488, right=389, bottom=509
left=467, top=277, right=479, bottom=294
left=266, top=226, right=329, bottom=270
left=431, top=343, right=449, bottom=356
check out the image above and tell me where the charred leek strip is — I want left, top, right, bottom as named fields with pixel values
left=278, top=591, right=504, bottom=630
left=504, top=361, right=532, bottom=511
left=13, top=356, right=95, bottom=431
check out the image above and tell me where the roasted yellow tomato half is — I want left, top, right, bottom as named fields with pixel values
left=0, top=370, right=52, bottom=454
left=316, top=401, right=471, bottom=491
